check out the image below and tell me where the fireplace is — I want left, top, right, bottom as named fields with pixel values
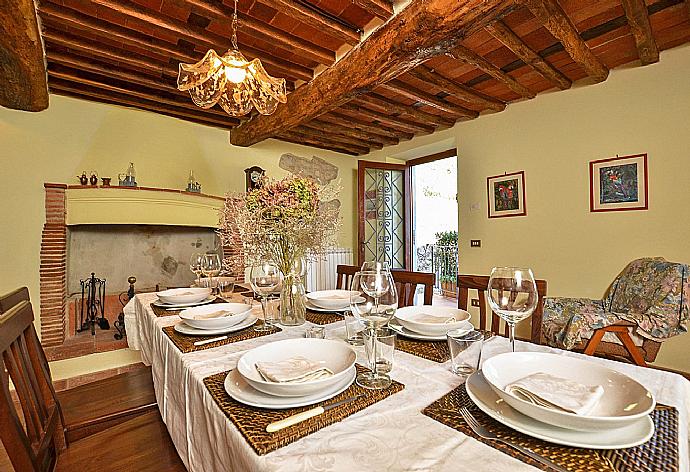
left=39, top=183, right=239, bottom=359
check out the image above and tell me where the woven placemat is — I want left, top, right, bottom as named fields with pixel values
left=395, top=330, right=494, bottom=363
left=150, top=298, right=228, bottom=317
left=305, top=310, right=343, bottom=325
left=422, top=383, right=678, bottom=472
left=162, top=324, right=282, bottom=353
left=203, top=364, right=404, bottom=455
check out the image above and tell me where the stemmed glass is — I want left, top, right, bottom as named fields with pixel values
left=486, top=267, right=538, bottom=352
left=201, top=253, right=222, bottom=293
left=189, top=253, right=204, bottom=286
left=350, top=268, right=398, bottom=389
left=250, top=262, right=281, bottom=332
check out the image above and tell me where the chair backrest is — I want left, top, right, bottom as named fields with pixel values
left=0, top=287, right=30, bottom=314
left=336, top=265, right=435, bottom=307
left=0, top=301, right=66, bottom=472
left=457, top=274, right=548, bottom=343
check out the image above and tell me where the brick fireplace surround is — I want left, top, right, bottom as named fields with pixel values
left=38, top=183, right=239, bottom=359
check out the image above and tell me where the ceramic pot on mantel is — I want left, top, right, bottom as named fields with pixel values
left=279, top=258, right=306, bottom=326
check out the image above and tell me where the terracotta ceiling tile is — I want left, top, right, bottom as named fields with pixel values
left=161, top=0, right=191, bottom=21
left=132, top=0, right=163, bottom=12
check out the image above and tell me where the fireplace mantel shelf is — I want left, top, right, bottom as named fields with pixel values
left=64, top=184, right=225, bottom=227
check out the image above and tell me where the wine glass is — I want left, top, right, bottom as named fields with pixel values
left=201, top=253, right=222, bottom=293
left=486, top=267, right=538, bottom=352
left=250, top=262, right=282, bottom=332
left=350, top=270, right=398, bottom=389
left=189, top=253, right=203, bottom=286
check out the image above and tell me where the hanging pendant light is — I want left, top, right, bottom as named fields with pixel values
left=177, top=0, right=287, bottom=117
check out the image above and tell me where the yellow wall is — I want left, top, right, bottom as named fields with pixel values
left=368, top=44, right=690, bottom=372
left=0, top=95, right=367, bottom=380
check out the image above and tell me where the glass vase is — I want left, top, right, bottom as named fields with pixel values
left=279, top=271, right=306, bottom=326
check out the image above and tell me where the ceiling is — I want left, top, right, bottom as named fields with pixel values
left=31, top=0, right=690, bottom=154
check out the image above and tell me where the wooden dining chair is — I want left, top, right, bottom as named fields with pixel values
left=0, top=287, right=157, bottom=442
left=457, top=275, right=548, bottom=343
left=336, top=265, right=435, bottom=307
left=0, top=301, right=186, bottom=472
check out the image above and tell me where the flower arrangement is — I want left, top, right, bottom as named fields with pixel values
left=219, top=174, right=341, bottom=325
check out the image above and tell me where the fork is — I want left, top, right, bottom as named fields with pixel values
left=458, top=407, right=570, bottom=472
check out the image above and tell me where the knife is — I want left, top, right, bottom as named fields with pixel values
left=266, top=394, right=364, bottom=433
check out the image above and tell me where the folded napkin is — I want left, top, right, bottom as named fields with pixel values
left=505, top=372, right=604, bottom=415
left=255, top=356, right=334, bottom=383
left=320, top=294, right=349, bottom=300
left=409, top=313, right=458, bottom=324
left=191, top=310, right=234, bottom=320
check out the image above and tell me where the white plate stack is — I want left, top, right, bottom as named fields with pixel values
left=304, top=290, right=359, bottom=312
left=153, top=287, right=216, bottom=309
left=174, top=303, right=256, bottom=336
left=224, top=338, right=357, bottom=409
left=465, top=352, right=656, bottom=449
left=391, top=306, right=474, bottom=340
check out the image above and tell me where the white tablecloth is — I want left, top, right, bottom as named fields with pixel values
left=125, top=293, right=690, bottom=472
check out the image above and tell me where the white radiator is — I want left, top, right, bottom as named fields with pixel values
left=305, top=248, right=354, bottom=292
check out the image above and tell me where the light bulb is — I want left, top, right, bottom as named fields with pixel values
left=224, top=66, right=246, bottom=83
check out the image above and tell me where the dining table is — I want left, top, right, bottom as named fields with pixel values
left=124, top=291, right=690, bottom=472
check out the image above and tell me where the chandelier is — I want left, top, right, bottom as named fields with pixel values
left=177, top=0, right=287, bottom=117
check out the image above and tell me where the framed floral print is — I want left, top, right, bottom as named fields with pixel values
left=589, top=154, right=648, bottom=212
left=487, top=171, right=527, bottom=218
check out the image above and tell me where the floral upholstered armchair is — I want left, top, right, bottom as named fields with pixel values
left=542, top=257, right=689, bottom=365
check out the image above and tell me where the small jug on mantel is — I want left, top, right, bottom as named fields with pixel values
left=119, top=162, right=137, bottom=187
left=78, top=171, right=89, bottom=185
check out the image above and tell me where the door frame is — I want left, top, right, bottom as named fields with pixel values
left=357, top=161, right=412, bottom=268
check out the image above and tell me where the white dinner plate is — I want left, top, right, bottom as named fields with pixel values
left=179, top=303, right=252, bottom=330
left=224, top=366, right=356, bottom=409
left=173, top=315, right=257, bottom=336
left=305, top=300, right=347, bottom=313
left=156, top=287, right=212, bottom=304
left=465, top=372, right=654, bottom=449
left=388, top=323, right=447, bottom=341
left=306, top=290, right=359, bottom=310
left=152, top=296, right=217, bottom=309
left=394, top=306, right=472, bottom=336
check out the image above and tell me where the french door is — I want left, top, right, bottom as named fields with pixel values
left=357, top=161, right=411, bottom=269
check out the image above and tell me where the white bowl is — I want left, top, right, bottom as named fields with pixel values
left=156, top=287, right=212, bottom=305
left=394, top=305, right=472, bottom=336
left=482, top=352, right=655, bottom=431
left=237, top=338, right=357, bottom=397
left=178, top=303, right=252, bottom=330
left=305, top=290, right=359, bottom=310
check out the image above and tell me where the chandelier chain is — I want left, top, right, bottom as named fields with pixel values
left=232, top=0, right=239, bottom=50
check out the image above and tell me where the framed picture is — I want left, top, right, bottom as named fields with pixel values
left=589, top=153, right=648, bottom=212
left=487, top=171, right=527, bottom=218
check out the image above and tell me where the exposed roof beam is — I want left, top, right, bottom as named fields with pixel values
left=447, top=44, right=536, bottom=98
left=380, top=80, right=478, bottom=118
left=350, top=0, right=393, bottom=20
left=319, top=112, right=413, bottom=140
left=620, top=0, right=659, bottom=65
left=355, top=93, right=456, bottom=128
left=406, top=66, right=506, bottom=111
left=255, top=0, right=360, bottom=45
left=89, top=0, right=313, bottom=81
left=340, top=103, right=435, bottom=134
left=485, top=20, right=571, bottom=90
left=0, top=0, right=48, bottom=111
left=296, top=125, right=383, bottom=150
left=517, top=0, right=609, bottom=82
left=230, top=0, right=511, bottom=146
left=306, top=119, right=398, bottom=146
left=178, top=0, right=335, bottom=65
left=277, top=130, right=367, bottom=155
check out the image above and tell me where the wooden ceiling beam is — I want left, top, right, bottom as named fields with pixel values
left=89, top=0, right=313, bottom=81
left=231, top=0, right=511, bottom=146
left=177, top=0, right=335, bottom=65
left=320, top=112, right=413, bottom=140
left=276, top=135, right=361, bottom=156
left=517, top=0, right=609, bottom=82
left=47, top=65, right=240, bottom=122
left=620, top=0, right=659, bottom=65
left=44, top=29, right=178, bottom=77
left=350, top=0, right=394, bottom=20
left=0, top=0, right=48, bottom=111
left=295, top=125, right=383, bottom=150
left=340, top=103, right=435, bottom=134
left=277, top=130, right=366, bottom=155
left=305, top=119, right=397, bottom=146
left=380, top=80, right=478, bottom=118
left=447, top=44, right=536, bottom=99
left=355, top=93, right=455, bottom=128
left=485, top=20, right=571, bottom=90
left=49, top=80, right=236, bottom=129
left=255, top=0, right=360, bottom=45
left=407, top=66, right=506, bottom=112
